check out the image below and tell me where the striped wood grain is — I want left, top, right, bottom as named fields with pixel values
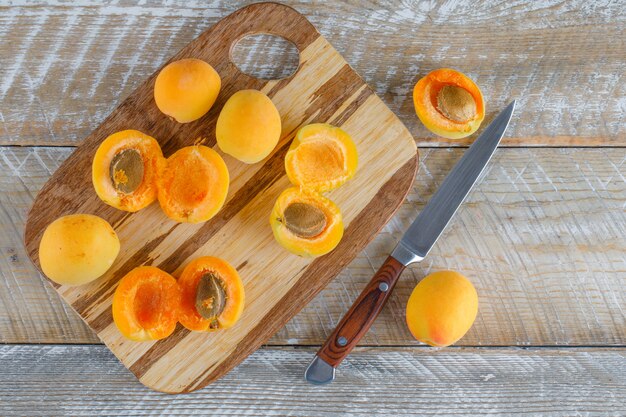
left=0, top=345, right=624, bottom=416
left=22, top=3, right=418, bottom=392
left=0, top=0, right=624, bottom=147
left=4, top=147, right=624, bottom=346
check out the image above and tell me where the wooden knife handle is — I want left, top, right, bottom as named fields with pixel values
left=316, top=256, right=406, bottom=367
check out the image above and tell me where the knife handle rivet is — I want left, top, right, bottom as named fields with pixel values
left=337, top=336, right=348, bottom=347
left=378, top=282, right=389, bottom=292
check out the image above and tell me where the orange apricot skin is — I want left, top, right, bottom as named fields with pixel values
left=285, top=123, right=358, bottom=192
left=270, top=187, right=343, bottom=258
left=157, top=145, right=229, bottom=223
left=92, top=130, right=163, bottom=212
left=112, top=266, right=181, bottom=342
left=216, top=89, right=281, bottom=163
left=154, top=58, right=221, bottom=123
left=413, top=68, right=485, bottom=139
left=405, top=270, right=478, bottom=347
left=178, top=256, right=245, bottom=332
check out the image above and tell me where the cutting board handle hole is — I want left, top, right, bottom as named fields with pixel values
left=230, top=34, right=300, bottom=81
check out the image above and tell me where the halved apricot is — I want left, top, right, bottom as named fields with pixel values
left=270, top=187, right=343, bottom=257
left=178, top=256, right=245, bottom=332
left=157, top=145, right=229, bottom=223
left=112, top=266, right=181, bottom=342
left=154, top=58, right=221, bottom=123
left=92, top=130, right=163, bottom=212
left=285, top=123, right=358, bottom=192
left=413, top=68, right=485, bottom=139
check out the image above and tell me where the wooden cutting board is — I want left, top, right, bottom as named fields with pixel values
left=23, top=2, right=417, bottom=393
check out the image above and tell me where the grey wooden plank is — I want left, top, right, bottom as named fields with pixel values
left=1, top=146, right=624, bottom=345
left=0, top=345, right=624, bottom=416
left=0, top=0, right=624, bottom=146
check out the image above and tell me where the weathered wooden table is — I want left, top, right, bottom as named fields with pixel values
left=0, top=1, right=624, bottom=415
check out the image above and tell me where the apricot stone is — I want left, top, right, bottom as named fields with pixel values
left=154, top=58, right=221, bottom=123
left=39, top=214, right=120, bottom=286
left=216, top=89, right=281, bottom=163
left=405, top=270, right=478, bottom=347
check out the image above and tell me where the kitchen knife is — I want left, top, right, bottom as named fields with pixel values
left=305, top=101, right=516, bottom=385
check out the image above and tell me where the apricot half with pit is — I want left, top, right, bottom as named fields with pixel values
left=39, top=214, right=120, bottom=286
left=178, top=256, right=245, bottom=332
left=270, top=187, right=343, bottom=257
left=154, top=58, right=221, bottom=123
left=406, top=270, right=478, bottom=347
left=413, top=68, right=485, bottom=139
left=92, top=130, right=163, bottom=212
left=157, top=145, right=229, bottom=223
left=113, top=266, right=181, bottom=341
left=285, top=123, right=358, bottom=192
left=216, top=89, right=281, bottom=163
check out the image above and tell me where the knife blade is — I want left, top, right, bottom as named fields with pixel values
left=305, top=101, right=516, bottom=385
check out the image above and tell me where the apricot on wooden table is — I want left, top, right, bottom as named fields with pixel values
left=113, top=266, right=181, bottom=342
left=178, top=256, right=245, bottom=332
left=154, top=58, right=221, bottom=123
left=216, top=89, right=281, bottom=163
left=406, top=270, right=478, bottom=347
left=92, top=130, right=163, bottom=212
left=39, top=214, right=120, bottom=286
left=270, top=187, right=343, bottom=257
left=157, top=145, right=229, bottom=223
left=285, top=123, right=358, bottom=192
left=413, top=68, right=485, bottom=139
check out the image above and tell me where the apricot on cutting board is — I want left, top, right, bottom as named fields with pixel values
left=270, top=187, right=343, bottom=257
left=216, top=89, right=281, bottom=163
left=413, top=68, right=485, bottom=139
left=39, top=214, right=120, bottom=286
left=92, top=129, right=163, bottom=212
left=178, top=256, right=245, bottom=332
left=285, top=123, right=358, bottom=192
left=154, top=58, right=221, bottom=123
left=405, top=270, right=478, bottom=347
left=157, top=145, right=229, bottom=223
left=113, top=266, right=181, bottom=342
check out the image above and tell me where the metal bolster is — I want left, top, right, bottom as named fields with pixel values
left=390, top=241, right=424, bottom=266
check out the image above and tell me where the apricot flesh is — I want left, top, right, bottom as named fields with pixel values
left=92, top=130, right=163, bottom=212
left=413, top=68, right=485, bottom=139
left=285, top=123, right=358, bottom=192
left=178, top=256, right=245, bottom=332
left=39, top=214, right=120, bottom=286
left=405, top=270, right=478, bottom=347
left=112, top=266, right=181, bottom=342
left=216, top=89, right=281, bottom=163
left=154, top=58, right=221, bottom=123
left=157, top=145, right=229, bottom=223
left=270, top=187, right=343, bottom=257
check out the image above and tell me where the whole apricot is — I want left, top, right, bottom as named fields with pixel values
left=154, top=58, right=221, bottom=123
left=405, top=270, right=478, bottom=347
left=38, top=214, right=120, bottom=286
left=216, top=89, right=281, bottom=163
